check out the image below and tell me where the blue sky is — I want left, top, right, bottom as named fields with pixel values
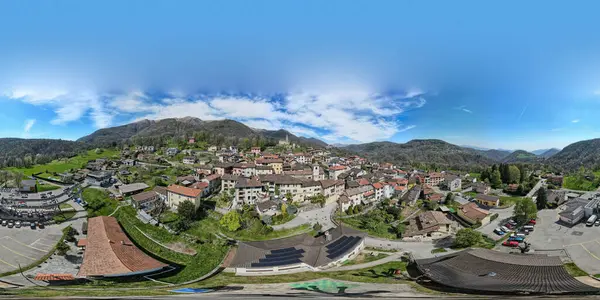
left=1, top=0, right=600, bottom=150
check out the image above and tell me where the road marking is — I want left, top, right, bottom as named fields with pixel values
left=0, top=245, right=35, bottom=260
left=3, top=237, right=46, bottom=252
left=31, top=238, right=52, bottom=248
left=0, top=257, right=17, bottom=268
left=580, top=244, right=600, bottom=261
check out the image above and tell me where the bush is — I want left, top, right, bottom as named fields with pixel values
left=490, top=213, right=499, bottom=221
left=55, top=242, right=70, bottom=256
left=454, top=228, right=483, bottom=248
left=471, top=221, right=482, bottom=229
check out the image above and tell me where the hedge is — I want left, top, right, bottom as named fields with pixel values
left=490, top=213, right=499, bottom=221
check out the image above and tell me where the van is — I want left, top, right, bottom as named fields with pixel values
left=587, top=215, right=598, bottom=226
left=523, top=225, right=535, bottom=231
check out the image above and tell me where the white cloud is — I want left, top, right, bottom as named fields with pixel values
left=456, top=105, right=472, bottom=114
left=23, top=119, right=36, bottom=133
left=3, top=87, right=426, bottom=143
left=572, top=119, right=580, bottom=123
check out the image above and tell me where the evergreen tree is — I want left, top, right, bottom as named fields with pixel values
left=490, top=170, right=502, bottom=189
left=536, top=187, right=548, bottom=209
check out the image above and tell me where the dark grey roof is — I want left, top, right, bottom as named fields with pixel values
left=235, top=178, right=263, bottom=188
left=221, top=174, right=239, bottom=181
left=230, top=226, right=366, bottom=269
left=415, top=248, right=598, bottom=294
left=259, top=174, right=304, bottom=185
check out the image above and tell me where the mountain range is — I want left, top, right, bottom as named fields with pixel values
left=78, top=117, right=329, bottom=149
left=0, top=116, right=594, bottom=172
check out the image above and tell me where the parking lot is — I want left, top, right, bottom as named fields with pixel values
left=0, top=225, right=62, bottom=273
left=527, top=209, right=600, bottom=275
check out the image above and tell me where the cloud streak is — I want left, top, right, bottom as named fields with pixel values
left=572, top=119, right=580, bottom=123
left=23, top=119, right=35, bottom=133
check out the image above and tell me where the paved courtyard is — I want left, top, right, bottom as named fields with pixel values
left=527, top=209, right=600, bottom=275
left=0, top=225, right=62, bottom=273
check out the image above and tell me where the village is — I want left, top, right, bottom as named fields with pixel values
left=0, top=133, right=599, bottom=296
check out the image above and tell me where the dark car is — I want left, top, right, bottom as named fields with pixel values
left=37, top=222, right=44, bottom=229
left=30, top=222, right=36, bottom=229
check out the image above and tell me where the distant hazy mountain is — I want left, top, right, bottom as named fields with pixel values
left=531, top=148, right=558, bottom=156
left=78, top=117, right=328, bottom=149
left=346, top=139, right=495, bottom=170
left=501, top=150, right=539, bottom=163
left=538, top=148, right=561, bottom=158
left=475, top=149, right=513, bottom=161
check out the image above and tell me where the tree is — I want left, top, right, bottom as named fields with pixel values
left=177, top=200, right=197, bottom=221
left=12, top=171, right=23, bottom=188
left=518, top=165, right=527, bottom=183
left=508, top=165, right=521, bottom=184
left=346, top=204, right=354, bottom=215
left=281, top=203, right=288, bottom=216
left=285, top=192, right=293, bottom=201
left=454, top=228, right=482, bottom=248
left=274, top=185, right=280, bottom=196
left=172, top=218, right=192, bottom=232
left=220, top=210, right=242, bottom=231
left=153, top=177, right=166, bottom=187
left=536, top=187, right=548, bottom=209
left=445, top=192, right=454, bottom=204
left=490, top=170, right=502, bottom=189
left=516, top=184, right=524, bottom=195
left=313, top=222, right=323, bottom=232
left=56, top=242, right=70, bottom=256
left=514, top=197, right=537, bottom=223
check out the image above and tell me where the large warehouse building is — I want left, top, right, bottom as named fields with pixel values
left=230, top=226, right=366, bottom=275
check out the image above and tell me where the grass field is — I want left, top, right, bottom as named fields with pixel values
left=115, top=206, right=228, bottom=284
left=564, top=262, right=588, bottom=277
left=563, top=175, right=598, bottom=191
left=36, top=183, right=60, bottom=192
left=5, top=149, right=119, bottom=176
left=338, top=216, right=398, bottom=240
left=82, top=188, right=119, bottom=217
left=7, top=261, right=438, bottom=297
left=499, top=196, right=523, bottom=208
left=343, top=252, right=389, bottom=266
left=52, top=210, right=76, bottom=223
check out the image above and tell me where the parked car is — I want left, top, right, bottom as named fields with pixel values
left=494, top=228, right=505, bottom=235
left=15, top=221, right=21, bottom=228
left=505, top=223, right=514, bottom=229
left=508, top=219, right=517, bottom=226
left=595, top=220, right=600, bottom=227
left=528, top=219, right=537, bottom=225
left=1, top=220, right=7, bottom=226
left=30, top=222, right=36, bottom=229
left=37, top=222, right=44, bottom=229
left=500, top=226, right=510, bottom=232
left=508, top=236, right=525, bottom=242
left=7, top=222, right=13, bottom=228
left=503, top=240, right=520, bottom=247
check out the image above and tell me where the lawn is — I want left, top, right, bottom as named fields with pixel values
left=564, top=262, right=588, bottom=277
left=159, top=211, right=180, bottom=224
left=5, top=148, right=120, bottom=176
left=7, top=261, right=438, bottom=297
left=52, top=210, right=76, bottom=223
left=114, top=206, right=228, bottom=284
left=338, top=216, right=398, bottom=240
left=82, top=188, right=119, bottom=217
left=343, top=252, right=389, bottom=266
left=36, top=183, right=60, bottom=192
left=563, top=175, right=597, bottom=191
left=59, top=203, right=74, bottom=210
left=499, top=196, right=523, bottom=208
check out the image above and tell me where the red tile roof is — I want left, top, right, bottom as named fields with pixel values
left=395, top=186, right=406, bottom=191
left=78, top=216, right=167, bottom=277
left=77, top=239, right=87, bottom=247
left=35, top=273, right=75, bottom=281
left=364, top=190, right=375, bottom=197
left=329, top=165, right=346, bottom=171
left=205, top=174, right=221, bottom=181
left=167, top=184, right=202, bottom=198
left=372, top=182, right=384, bottom=189
left=358, top=178, right=370, bottom=186
left=191, top=182, right=209, bottom=190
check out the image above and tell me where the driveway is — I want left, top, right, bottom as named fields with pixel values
left=527, top=209, right=600, bottom=275
left=272, top=203, right=337, bottom=231
left=476, top=206, right=515, bottom=240
left=0, top=225, right=63, bottom=274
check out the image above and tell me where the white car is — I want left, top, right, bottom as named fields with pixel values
left=500, top=226, right=510, bottom=232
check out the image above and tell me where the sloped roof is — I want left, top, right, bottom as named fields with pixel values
left=230, top=226, right=366, bottom=269
left=78, top=216, right=167, bottom=277
left=415, top=248, right=598, bottom=294
left=167, top=184, right=202, bottom=198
